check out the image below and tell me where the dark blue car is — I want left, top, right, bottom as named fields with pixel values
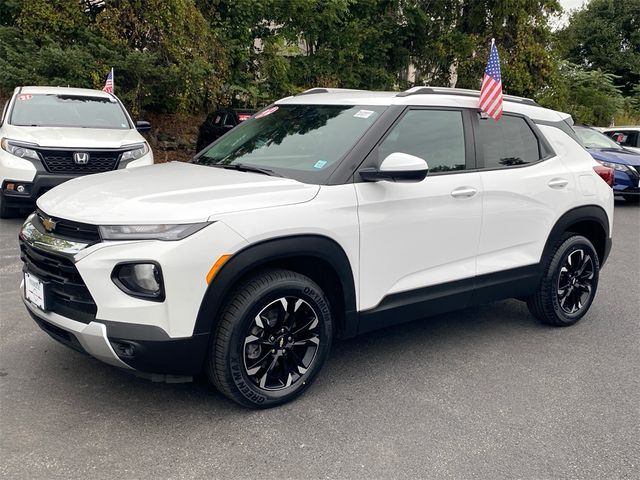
left=574, top=126, right=640, bottom=203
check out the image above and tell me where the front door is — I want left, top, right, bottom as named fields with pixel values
left=355, top=108, right=483, bottom=320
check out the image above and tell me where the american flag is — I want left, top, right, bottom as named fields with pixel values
left=102, top=68, right=114, bottom=94
left=479, top=40, right=502, bottom=120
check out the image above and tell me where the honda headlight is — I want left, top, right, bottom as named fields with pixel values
left=1, top=138, right=39, bottom=161
left=596, top=160, right=630, bottom=173
left=99, top=222, right=211, bottom=241
left=120, top=143, right=150, bottom=161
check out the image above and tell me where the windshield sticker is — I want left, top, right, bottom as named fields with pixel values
left=17, top=94, right=33, bottom=101
left=255, top=106, right=279, bottom=119
left=314, top=160, right=328, bottom=169
left=354, top=109, right=375, bottom=119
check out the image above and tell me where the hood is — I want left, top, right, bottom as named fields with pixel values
left=588, top=147, right=640, bottom=167
left=37, top=162, right=319, bottom=225
left=2, top=124, right=145, bottom=149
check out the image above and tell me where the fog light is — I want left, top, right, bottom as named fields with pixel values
left=111, top=341, right=136, bottom=358
left=16, top=184, right=25, bottom=193
left=112, top=262, right=165, bottom=301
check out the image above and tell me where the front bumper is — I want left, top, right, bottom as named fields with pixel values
left=23, top=293, right=210, bottom=377
left=2, top=173, right=76, bottom=209
left=19, top=213, right=249, bottom=377
left=23, top=293, right=132, bottom=369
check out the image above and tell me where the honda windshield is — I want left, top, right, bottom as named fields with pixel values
left=10, top=94, right=131, bottom=129
left=194, top=104, right=386, bottom=183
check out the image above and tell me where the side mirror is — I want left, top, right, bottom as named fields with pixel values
left=135, top=120, right=151, bottom=133
left=360, top=152, right=429, bottom=182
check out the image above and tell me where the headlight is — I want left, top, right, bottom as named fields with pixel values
left=112, top=262, right=164, bottom=301
left=1, top=138, right=39, bottom=162
left=596, top=160, right=631, bottom=172
left=99, top=222, right=210, bottom=241
left=120, top=143, right=150, bottom=161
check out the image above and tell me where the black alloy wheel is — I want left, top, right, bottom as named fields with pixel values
left=243, top=296, right=321, bottom=391
left=556, top=248, right=595, bottom=315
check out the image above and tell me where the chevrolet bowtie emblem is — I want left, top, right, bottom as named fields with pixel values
left=42, top=216, right=57, bottom=233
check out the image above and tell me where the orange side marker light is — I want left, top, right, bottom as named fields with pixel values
left=206, top=255, right=231, bottom=284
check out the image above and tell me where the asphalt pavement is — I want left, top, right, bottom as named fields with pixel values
left=1, top=200, right=638, bottom=479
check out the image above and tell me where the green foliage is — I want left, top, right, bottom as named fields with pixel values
left=556, top=0, right=640, bottom=95
left=0, top=0, right=636, bottom=123
left=536, top=62, right=624, bottom=126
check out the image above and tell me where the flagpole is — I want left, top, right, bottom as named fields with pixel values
left=111, top=68, right=114, bottom=94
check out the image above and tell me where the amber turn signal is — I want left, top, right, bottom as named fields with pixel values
left=206, top=255, right=231, bottom=284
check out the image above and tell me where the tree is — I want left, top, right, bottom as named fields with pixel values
left=556, top=0, right=640, bottom=95
left=536, top=62, right=624, bottom=126
left=452, top=0, right=561, bottom=97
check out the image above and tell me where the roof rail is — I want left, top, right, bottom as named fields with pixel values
left=296, top=87, right=370, bottom=96
left=396, top=86, right=539, bottom=107
left=297, top=88, right=330, bottom=96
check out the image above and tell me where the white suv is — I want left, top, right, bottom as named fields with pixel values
left=18, top=87, right=614, bottom=408
left=1, top=86, right=153, bottom=218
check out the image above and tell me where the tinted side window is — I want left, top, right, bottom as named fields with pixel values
left=378, top=110, right=466, bottom=172
left=613, top=131, right=639, bottom=147
left=477, top=115, right=540, bottom=168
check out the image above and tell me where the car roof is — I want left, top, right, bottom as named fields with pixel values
left=276, top=87, right=571, bottom=123
left=16, top=86, right=116, bottom=99
left=602, top=126, right=640, bottom=131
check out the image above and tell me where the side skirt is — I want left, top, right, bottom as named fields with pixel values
left=357, top=264, right=541, bottom=335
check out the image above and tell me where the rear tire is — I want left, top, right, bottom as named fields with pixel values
left=206, top=269, right=333, bottom=408
left=527, top=234, right=600, bottom=326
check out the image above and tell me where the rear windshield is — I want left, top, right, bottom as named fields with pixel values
left=10, top=94, right=130, bottom=129
left=194, top=104, right=386, bottom=183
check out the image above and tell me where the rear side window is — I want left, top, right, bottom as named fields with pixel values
left=378, top=109, right=466, bottom=172
left=477, top=115, right=540, bottom=168
left=609, top=130, right=639, bottom=148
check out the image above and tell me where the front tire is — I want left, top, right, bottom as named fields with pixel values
left=206, top=269, right=333, bottom=408
left=527, top=234, right=600, bottom=326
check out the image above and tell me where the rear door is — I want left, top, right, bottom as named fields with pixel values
left=355, top=108, right=483, bottom=313
left=473, top=112, right=573, bottom=276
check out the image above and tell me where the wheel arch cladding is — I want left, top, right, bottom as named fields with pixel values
left=194, top=235, right=358, bottom=339
left=542, top=205, right=611, bottom=267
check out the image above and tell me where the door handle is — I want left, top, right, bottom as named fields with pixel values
left=451, top=187, right=478, bottom=198
left=548, top=178, right=569, bottom=189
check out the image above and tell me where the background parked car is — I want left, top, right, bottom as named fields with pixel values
left=0, top=86, right=153, bottom=218
left=195, top=107, right=256, bottom=153
left=574, top=125, right=640, bottom=203
left=602, top=126, right=640, bottom=154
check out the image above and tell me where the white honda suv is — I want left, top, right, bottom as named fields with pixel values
left=18, top=87, right=614, bottom=408
left=1, top=86, right=153, bottom=217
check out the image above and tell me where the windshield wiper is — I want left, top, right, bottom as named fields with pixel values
left=214, top=163, right=282, bottom=177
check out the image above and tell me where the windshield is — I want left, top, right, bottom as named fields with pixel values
left=194, top=104, right=386, bottom=183
left=10, top=94, right=131, bottom=129
left=574, top=126, right=622, bottom=150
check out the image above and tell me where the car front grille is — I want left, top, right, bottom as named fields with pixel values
left=37, top=148, right=122, bottom=174
left=35, top=209, right=101, bottom=243
left=20, top=240, right=97, bottom=324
